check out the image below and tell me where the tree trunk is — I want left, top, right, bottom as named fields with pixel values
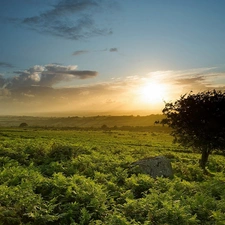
left=199, top=149, right=210, bottom=171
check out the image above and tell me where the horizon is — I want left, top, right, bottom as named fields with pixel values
left=0, top=110, right=164, bottom=117
left=0, top=1, right=225, bottom=116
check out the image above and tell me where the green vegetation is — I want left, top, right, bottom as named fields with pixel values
left=0, top=126, right=225, bottom=224
left=163, top=90, right=225, bottom=170
left=0, top=115, right=164, bottom=128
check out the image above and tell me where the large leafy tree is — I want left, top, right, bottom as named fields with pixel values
left=162, top=90, right=225, bottom=170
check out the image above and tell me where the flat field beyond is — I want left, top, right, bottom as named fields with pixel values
left=0, top=124, right=225, bottom=224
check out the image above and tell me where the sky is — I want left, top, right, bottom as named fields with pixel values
left=0, top=0, right=225, bottom=116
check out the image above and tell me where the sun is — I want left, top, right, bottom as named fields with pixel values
left=138, top=82, right=166, bottom=104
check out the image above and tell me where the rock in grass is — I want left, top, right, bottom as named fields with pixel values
left=131, top=156, right=173, bottom=178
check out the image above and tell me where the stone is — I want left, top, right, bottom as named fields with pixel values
left=131, top=156, right=173, bottom=178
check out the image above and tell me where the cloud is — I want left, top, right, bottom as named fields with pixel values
left=73, top=50, right=89, bottom=56
left=0, top=74, right=6, bottom=87
left=0, top=66, right=224, bottom=115
left=72, top=47, right=118, bottom=56
left=174, top=76, right=206, bottom=85
left=4, top=64, right=97, bottom=89
left=0, top=62, right=14, bottom=68
left=11, top=0, right=113, bottom=40
left=6, top=65, right=44, bottom=89
left=40, top=64, right=97, bottom=86
left=109, top=48, right=118, bottom=52
left=170, top=69, right=223, bottom=91
left=144, top=68, right=225, bottom=99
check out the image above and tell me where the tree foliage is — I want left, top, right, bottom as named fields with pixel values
left=19, top=122, right=28, bottom=128
left=162, top=90, right=225, bottom=169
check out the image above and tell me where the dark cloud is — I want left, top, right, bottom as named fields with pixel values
left=0, top=75, right=5, bottom=87
left=175, top=76, right=205, bottom=85
left=4, top=64, right=97, bottom=89
left=13, top=0, right=113, bottom=40
left=173, top=75, right=215, bottom=92
left=40, top=65, right=97, bottom=86
left=0, top=62, right=14, bottom=68
left=73, top=47, right=118, bottom=56
left=44, top=64, right=97, bottom=79
left=109, top=48, right=118, bottom=52
left=73, top=50, right=89, bottom=56
left=69, top=70, right=98, bottom=78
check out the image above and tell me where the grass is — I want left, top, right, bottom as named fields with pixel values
left=0, top=126, right=225, bottom=224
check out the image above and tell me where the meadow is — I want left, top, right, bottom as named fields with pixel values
left=0, top=115, right=164, bottom=127
left=0, top=124, right=225, bottom=224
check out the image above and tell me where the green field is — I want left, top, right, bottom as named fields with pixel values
left=0, top=126, right=225, bottom=224
left=0, top=115, right=165, bottom=128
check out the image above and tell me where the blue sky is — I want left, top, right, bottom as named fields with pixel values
left=0, top=0, right=225, bottom=115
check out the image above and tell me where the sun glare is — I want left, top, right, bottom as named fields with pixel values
left=139, top=82, right=166, bottom=104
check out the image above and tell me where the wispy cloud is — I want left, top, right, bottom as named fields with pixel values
left=72, top=47, right=118, bottom=56
left=0, top=62, right=14, bottom=68
left=170, top=68, right=223, bottom=90
left=10, top=0, right=114, bottom=40
left=174, top=76, right=208, bottom=89
left=73, top=50, right=89, bottom=56
left=143, top=67, right=225, bottom=98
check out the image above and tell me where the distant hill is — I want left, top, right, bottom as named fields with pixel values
left=0, top=115, right=165, bottom=128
